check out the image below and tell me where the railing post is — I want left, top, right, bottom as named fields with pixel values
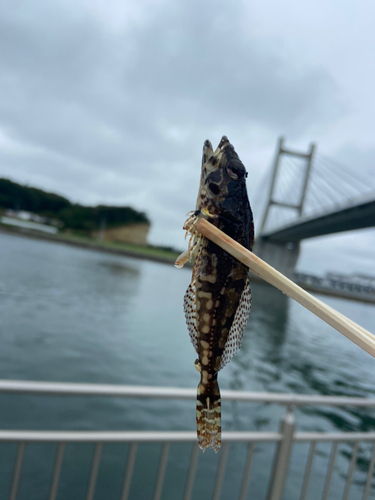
left=266, top=408, right=295, bottom=500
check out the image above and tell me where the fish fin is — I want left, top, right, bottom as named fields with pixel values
left=175, top=249, right=190, bottom=268
left=196, top=378, right=221, bottom=453
left=218, top=274, right=252, bottom=371
left=183, top=280, right=199, bottom=354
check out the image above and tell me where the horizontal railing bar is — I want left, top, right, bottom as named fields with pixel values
left=0, top=380, right=374, bottom=407
left=0, top=380, right=197, bottom=398
left=2, top=429, right=375, bottom=443
left=0, top=430, right=282, bottom=443
left=294, top=432, right=375, bottom=442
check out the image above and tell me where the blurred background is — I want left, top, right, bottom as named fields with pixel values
left=0, top=1, right=375, bottom=499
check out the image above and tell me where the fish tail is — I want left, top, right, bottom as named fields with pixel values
left=196, top=377, right=221, bottom=452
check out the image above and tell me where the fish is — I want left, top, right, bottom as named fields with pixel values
left=175, top=136, right=254, bottom=452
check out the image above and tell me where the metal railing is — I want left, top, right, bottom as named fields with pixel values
left=1, top=380, right=375, bottom=500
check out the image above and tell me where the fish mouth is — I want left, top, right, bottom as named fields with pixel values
left=196, top=136, right=231, bottom=208
left=203, top=136, right=230, bottom=174
left=202, top=140, right=214, bottom=167
left=215, top=136, right=230, bottom=154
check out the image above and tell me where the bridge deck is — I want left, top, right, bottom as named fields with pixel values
left=261, top=196, right=375, bottom=243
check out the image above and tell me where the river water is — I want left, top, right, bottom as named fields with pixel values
left=0, top=232, right=374, bottom=500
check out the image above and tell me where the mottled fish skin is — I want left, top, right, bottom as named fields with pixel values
left=181, top=136, right=254, bottom=452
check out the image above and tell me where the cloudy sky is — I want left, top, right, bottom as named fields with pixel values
left=0, top=0, right=374, bottom=275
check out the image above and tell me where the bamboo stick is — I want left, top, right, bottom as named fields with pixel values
left=195, top=218, right=375, bottom=358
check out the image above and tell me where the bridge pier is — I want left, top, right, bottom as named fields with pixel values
left=253, top=239, right=300, bottom=279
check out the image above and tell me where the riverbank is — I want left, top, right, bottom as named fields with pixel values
left=1, top=224, right=374, bottom=304
left=0, top=224, right=181, bottom=266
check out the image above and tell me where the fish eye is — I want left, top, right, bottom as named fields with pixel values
left=208, top=183, right=220, bottom=195
left=226, top=160, right=246, bottom=180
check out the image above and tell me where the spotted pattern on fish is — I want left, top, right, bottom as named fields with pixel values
left=176, top=136, right=254, bottom=452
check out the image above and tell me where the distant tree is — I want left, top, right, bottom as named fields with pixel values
left=59, top=205, right=150, bottom=231
left=0, top=178, right=150, bottom=231
left=58, top=205, right=97, bottom=231
left=94, top=205, right=150, bottom=226
left=0, top=178, right=71, bottom=213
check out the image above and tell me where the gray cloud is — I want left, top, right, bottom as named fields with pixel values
left=300, top=228, right=375, bottom=276
left=335, top=144, right=375, bottom=182
left=125, top=0, right=342, bottom=130
left=0, top=0, right=372, bottom=266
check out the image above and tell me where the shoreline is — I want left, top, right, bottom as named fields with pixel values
left=1, top=226, right=374, bottom=304
left=0, top=225, right=181, bottom=267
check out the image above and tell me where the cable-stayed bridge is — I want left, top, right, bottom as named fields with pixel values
left=253, top=138, right=375, bottom=278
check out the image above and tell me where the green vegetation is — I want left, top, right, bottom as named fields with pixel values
left=0, top=178, right=185, bottom=263
left=0, top=178, right=70, bottom=215
left=0, top=178, right=149, bottom=230
left=58, top=205, right=149, bottom=231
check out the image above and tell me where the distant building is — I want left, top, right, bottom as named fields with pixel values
left=4, top=209, right=62, bottom=227
left=326, top=272, right=375, bottom=288
left=92, top=222, right=150, bottom=245
left=294, top=270, right=375, bottom=301
left=0, top=216, right=58, bottom=234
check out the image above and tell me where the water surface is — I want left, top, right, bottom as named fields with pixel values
left=0, top=233, right=374, bottom=499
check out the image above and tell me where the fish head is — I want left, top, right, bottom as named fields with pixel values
left=198, top=136, right=249, bottom=220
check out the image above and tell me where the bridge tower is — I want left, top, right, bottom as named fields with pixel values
left=254, top=138, right=316, bottom=278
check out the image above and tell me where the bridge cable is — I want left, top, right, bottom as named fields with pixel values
left=311, top=157, right=360, bottom=201
left=282, top=157, right=305, bottom=205
left=303, top=182, right=327, bottom=214
left=318, top=153, right=372, bottom=189
left=273, top=158, right=302, bottom=227
left=313, top=157, right=365, bottom=201
left=250, top=163, right=274, bottom=230
left=305, top=168, right=341, bottom=211
left=310, top=164, right=349, bottom=205
left=301, top=165, right=329, bottom=213
left=258, top=158, right=295, bottom=231
left=316, top=154, right=372, bottom=194
left=274, top=158, right=296, bottom=202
